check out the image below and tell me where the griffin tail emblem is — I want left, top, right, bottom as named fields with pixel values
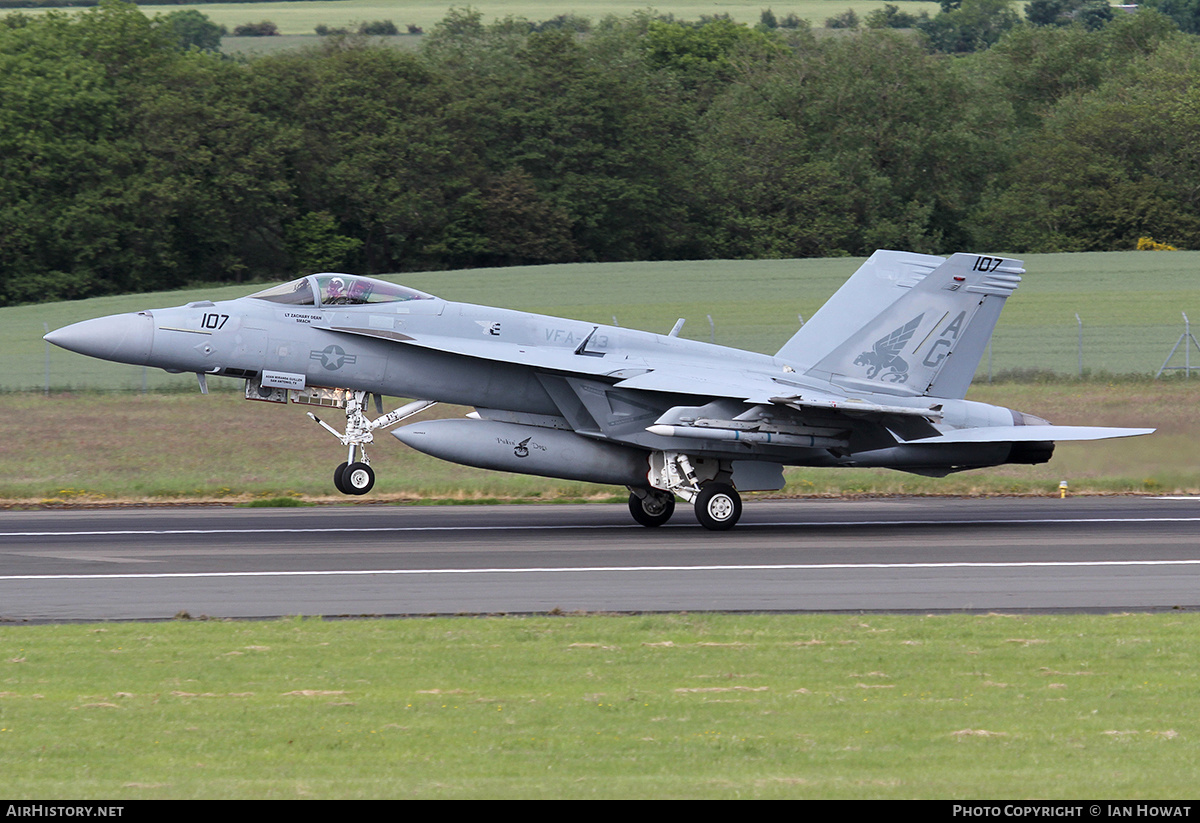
left=854, top=314, right=924, bottom=383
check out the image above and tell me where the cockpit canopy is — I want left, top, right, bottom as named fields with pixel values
left=250, top=274, right=434, bottom=307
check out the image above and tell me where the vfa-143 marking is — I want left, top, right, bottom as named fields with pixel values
left=45, top=254, right=1154, bottom=530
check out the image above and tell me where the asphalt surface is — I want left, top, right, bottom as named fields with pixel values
left=2, top=496, right=1199, bottom=621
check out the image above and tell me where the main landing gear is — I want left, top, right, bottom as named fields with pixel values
left=308, top=391, right=436, bottom=496
left=693, top=483, right=742, bottom=531
left=629, top=452, right=744, bottom=531
left=628, top=489, right=676, bottom=527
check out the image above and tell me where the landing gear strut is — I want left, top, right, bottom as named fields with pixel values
left=309, top=392, right=435, bottom=495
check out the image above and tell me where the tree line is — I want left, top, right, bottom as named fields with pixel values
left=1, top=1, right=1198, bottom=305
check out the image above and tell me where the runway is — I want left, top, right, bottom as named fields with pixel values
left=2, top=496, right=1200, bottom=621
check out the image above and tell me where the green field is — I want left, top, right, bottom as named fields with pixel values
left=0, top=380, right=1183, bottom=504
left=1, top=613, right=1198, bottom=799
left=128, top=0, right=944, bottom=36
left=7, top=1, right=947, bottom=35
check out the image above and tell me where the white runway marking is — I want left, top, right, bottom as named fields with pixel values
left=5, top=514, right=1200, bottom=539
left=5, top=558, right=1200, bottom=582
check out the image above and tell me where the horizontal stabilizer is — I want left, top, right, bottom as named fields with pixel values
left=913, top=425, right=1155, bottom=444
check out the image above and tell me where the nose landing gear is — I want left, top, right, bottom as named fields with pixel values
left=308, top=392, right=436, bottom=495
left=333, top=461, right=375, bottom=495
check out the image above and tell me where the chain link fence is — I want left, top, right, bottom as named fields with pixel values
left=980, top=318, right=1200, bottom=381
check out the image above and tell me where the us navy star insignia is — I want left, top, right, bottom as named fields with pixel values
left=310, top=345, right=357, bottom=370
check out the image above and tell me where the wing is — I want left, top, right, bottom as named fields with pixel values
left=319, top=324, right=626, bottom=379
left=613, top=364, right=941, bottom=417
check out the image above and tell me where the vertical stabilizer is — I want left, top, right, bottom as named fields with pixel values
left=775, top=250, right=946, bottom=370
left=802, top=253, right=1023, bottom=399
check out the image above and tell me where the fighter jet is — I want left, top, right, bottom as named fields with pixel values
left=44, top=251, right=1153, bottom=530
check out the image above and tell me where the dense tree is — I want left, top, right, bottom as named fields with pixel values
left=252, top=38, right=470, bottom=273
left=422, top=20, right=701, bottom=263
left=972, top=10, right=1180, bottom=127
left=1026, top=0, right=1113, bottom=29
left=917, top=0, right=1021, bottom=53
left=285, top=211, right=363, bottom=273
left=158, top=9, right=223, bottom=51
left=1142, top=0, right=1200, bottom=34
left=693, top=30, right=1000, bottom=255
left=128, top=52, right=295, bottom=283
left=971, top=37, right=1200, bottom=251
left=642, top=15, right=784, bottom=92
left=0, top=2, right=291, bottom=302
left=231, top=21, right=278, bottom=37
left=358, top=20, right=399, bottom=36
left=864, top=4, right=928, bottom=28
left=690, top=91, right=853, bottom=258
left=825, top=9, right=860, bottom=29
left=474, top=168, right=577, bottom=266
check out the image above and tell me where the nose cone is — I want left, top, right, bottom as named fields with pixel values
left=44, top=312, right=154, bottom=365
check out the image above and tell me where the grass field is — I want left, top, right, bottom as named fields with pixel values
left=1, top=613, right=1198, bottom=799
left=126, top=0, right=945, bottom=36
left=0, top=380, right=1182, bottom=504
left=5, top=1, right=946, bottom=35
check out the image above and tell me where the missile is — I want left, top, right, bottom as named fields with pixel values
left=392, top=419, right=650, bottom=486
